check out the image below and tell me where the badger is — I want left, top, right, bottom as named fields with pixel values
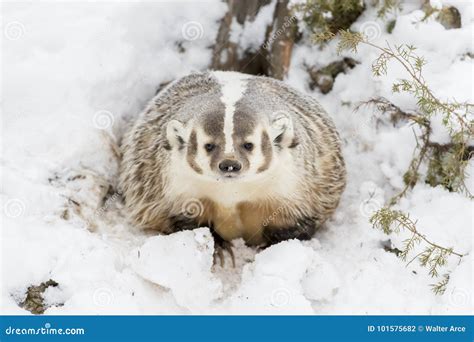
left=119, top=71, right=346, bottom=249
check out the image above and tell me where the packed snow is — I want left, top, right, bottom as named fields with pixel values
left=1, top=0, right=472, bottom=315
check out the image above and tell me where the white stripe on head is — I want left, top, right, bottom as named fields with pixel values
left=212, top=71, right=249, bottom=154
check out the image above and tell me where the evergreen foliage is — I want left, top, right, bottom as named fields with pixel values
left=316, top=27, right=472, bottom=294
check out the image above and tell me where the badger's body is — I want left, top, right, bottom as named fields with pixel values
left=119, top=71, right=345, bottom=245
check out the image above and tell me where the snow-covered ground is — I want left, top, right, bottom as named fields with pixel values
left=1, top=0, right=472, bottom=315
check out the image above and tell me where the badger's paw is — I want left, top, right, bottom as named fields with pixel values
left=263, top=217, right=319, bottom=246
left=211, top=230, right=235, bottom=268
left=168, top=215, right=200, bottom=233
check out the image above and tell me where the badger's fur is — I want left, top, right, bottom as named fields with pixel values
left=119, top=71, right=346, bottom=245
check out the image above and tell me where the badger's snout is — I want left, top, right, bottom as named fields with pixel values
left=218, top=159, right=242, bottom=173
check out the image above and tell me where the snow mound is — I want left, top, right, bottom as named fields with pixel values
left=130, top=228, right=222, bottom=311
left=2, top=0, right=472, bottom=315
left=223, top=240, right=339, bottom=314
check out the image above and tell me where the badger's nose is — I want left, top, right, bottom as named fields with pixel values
left=219, top=159, right=242, bottom=173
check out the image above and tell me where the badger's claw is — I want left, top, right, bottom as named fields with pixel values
left=212, top=231, right=235, bottom=267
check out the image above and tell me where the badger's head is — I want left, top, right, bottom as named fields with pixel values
left=165, top=96, right=296, bottom=183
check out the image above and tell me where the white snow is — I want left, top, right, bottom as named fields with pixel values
left=229, top=0, right=276, bottom=52
left=221, top=240, right=316, bottom=314
left=1, top=0, right=472, bottom=315
left=130, top=228, right=222, bottom=311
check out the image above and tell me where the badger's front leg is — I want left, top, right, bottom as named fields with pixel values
left=170, top=215, right=235, bottom=267
left=262, top=216, right=318, bottom=245
left=211, top=228, right=235, bottom=267
left=168, top=214, right=201, bottom=232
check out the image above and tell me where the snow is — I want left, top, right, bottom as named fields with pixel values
left=1, top=0, right=472, bottom=315
left=130, top=228, right=222, bottom=311
left=221, top=240, right=316, bottom=314
left=229, top=0, right=276, bottom=52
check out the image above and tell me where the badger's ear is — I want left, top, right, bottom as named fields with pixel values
left=166, top=120, right=185, bottom=148
left=270, top=113, right=294, bottom=147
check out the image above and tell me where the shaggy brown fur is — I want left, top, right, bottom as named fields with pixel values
left=119, top=72, right=346, bottom=245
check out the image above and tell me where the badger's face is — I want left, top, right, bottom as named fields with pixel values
left=166, top=108, right=295, bottom=182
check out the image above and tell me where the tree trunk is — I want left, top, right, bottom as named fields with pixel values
left=263, top=0, right=298, bottom=80
left=211, top=0, right=270, bottom=73
left=211, top=0, right=297, bottom=80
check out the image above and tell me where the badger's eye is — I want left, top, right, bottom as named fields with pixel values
left=204, top=143, right=216, bottom=152
left=243, top=142, right=254, bottom=151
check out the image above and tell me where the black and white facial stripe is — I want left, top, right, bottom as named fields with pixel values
left=206, top=72, right=271, bottom=176
left=169, top=71, right=295, bottom=178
